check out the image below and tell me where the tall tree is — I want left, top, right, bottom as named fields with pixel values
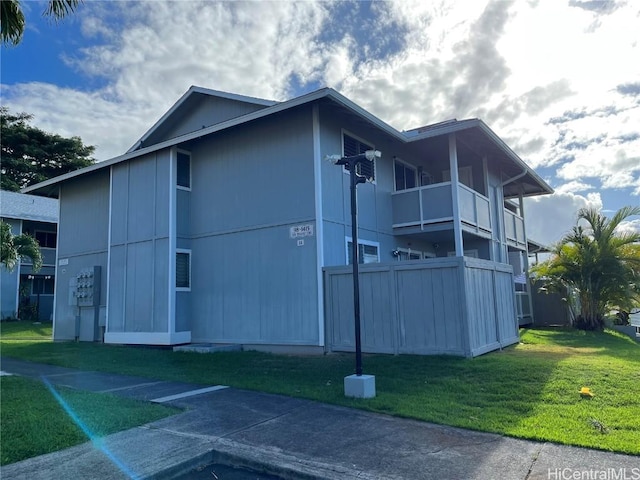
left=531, top=206, right=640, bottom=330
left=0, top=221, right=42, bottom=272
left=1, top=0, right=81, bottom=47
left=0, top=107, right=95, bottom=191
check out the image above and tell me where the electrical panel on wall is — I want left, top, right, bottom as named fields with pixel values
left=69, top=266, right=101, bottom=307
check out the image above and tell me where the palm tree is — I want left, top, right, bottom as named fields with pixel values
left=0, top=221, right=42, bottom=272
left=1, top=0, right=81, bottom=47
left=531, top=206, right=640, bottom=330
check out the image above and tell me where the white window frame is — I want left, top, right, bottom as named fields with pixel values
left=175, top=248, right=192, bottom=291
left=345, top=237, right=380, bottom=265
left=341, top=129, right=376, bottom=183
left=176, top=149, right=192, bottom=191
left=393, top=158, right=418, bottom=192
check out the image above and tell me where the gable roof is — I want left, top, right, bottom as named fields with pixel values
left=127, top=86, right=278, bottom=153
left=24, top=87, right=553, bottom=198
left=0, top=190, right=58, bottom=223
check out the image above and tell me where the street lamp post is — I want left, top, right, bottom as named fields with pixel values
left=326, top=150, right=380, bottom=398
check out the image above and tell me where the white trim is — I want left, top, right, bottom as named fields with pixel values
left=392, top=216, right=455, bottom=229
left=176, top=149, right=192, bottom=191
left=345, top=236, right=380, bottom=265
left=168, top=148, right=177, bottom=335
left=23, top=89, right=552, bottom=198
left=449, top=134, right=464, bottom=257
left=15, top=219, right=23, bottom=319
left=52, top=189, right=59, bottom=337
left=312, top=104, right=325, bottom=347
left=151, top=385, right=228, bottom=403
left=341, top=129, right=377, bottom=183
left=175, top=248, right=192, bottom=291
left=127, top=86, right=277, bottom=152
left=105, top=167, right=113, bottom=336
left=104, top=331, right=191, bottom=345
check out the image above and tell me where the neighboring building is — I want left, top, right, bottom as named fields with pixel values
left=24, top=86, right=552, bottom=355
left=0, top=190, right=58, bottom=321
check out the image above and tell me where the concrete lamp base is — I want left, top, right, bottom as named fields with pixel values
left=344, top=374, right=376, bottom=399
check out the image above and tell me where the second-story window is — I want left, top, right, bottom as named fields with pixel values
left=35, top=231, right=57, bottom=248
left=177, top=151, right=191, bottom=190
left=394, top=159, right=417, bottom=191
left=343, top=132, right=375, bottom=181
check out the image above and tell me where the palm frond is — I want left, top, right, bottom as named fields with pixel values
left=1, top=0, right=25, bottom=46
left=44, top=0, right=81, bottom=21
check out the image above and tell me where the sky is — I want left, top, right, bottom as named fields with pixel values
left=1, top=0, right=639, bottom=246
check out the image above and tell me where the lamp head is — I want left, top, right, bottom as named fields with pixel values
left=364, top=150, right=381, bottom=161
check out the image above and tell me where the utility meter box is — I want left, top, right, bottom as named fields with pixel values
left=69, top=266, right=101, bottom=307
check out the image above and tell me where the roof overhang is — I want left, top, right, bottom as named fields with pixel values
left=24, top=87, right=553, bottom=199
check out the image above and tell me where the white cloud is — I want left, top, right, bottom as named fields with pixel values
left=524, top=191, right=603, bottom=246
left=1, top=0, right=639, bottom=222
left=616, top=219, right=640, bottom=236
left=3, top=1, right=331, bottom=160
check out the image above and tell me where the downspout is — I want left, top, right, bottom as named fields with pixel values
left=500, top=166, right=528, bottom=188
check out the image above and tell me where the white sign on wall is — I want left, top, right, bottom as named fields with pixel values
left=290, top=224, right=314, bottom=239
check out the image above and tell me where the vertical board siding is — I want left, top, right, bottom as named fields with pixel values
left=108, top=152, right=171, bottom=335
left=324, top=258, right=518, bottom=357
left=187, top=106, right=320, bottom=346
left=54, top=172, right=110, bottom=340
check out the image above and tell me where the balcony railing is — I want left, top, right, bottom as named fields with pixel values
left=391, top=182, right=454, bottom=228
left=458, top=184, right=491, bottom=233
left=504, top=209, right=526, bottom=248
left=392, top=182, right=491, bottom=234
left=21, top=247, right=56, bottom=266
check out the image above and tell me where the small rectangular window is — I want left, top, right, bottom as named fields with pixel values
left=35, top=231, right=57, bottom=248
left=342, top=133, right=375, bottom=181
left=176, top=251, right=191, bottom=289
left=31, top=276, right=55, bottom=295
left=177, top=151, right=191, bottom=189
left=346, top=239, right=379, bottom=265
left=394, top=160, right=417, bottom=191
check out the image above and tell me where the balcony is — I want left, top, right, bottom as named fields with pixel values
left=392, top=182, right=491, bottom=235
left=504, top=209, right=526, bottom=248
left=21, top=247, right=56, bottom=267
left=392, top=182, right=527, bottom=249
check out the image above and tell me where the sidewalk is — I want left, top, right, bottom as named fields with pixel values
left=1, top=357, right=638, bottom=479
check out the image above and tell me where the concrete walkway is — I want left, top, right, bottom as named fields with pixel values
left=1, top=357, right=638, bottom=479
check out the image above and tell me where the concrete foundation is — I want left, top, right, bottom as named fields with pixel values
left=344, top=374, right=376, bottom=398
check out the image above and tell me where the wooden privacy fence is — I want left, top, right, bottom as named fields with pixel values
left=323, top=257, right=519, bottom=357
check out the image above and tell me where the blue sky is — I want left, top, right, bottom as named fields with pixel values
left=2, top=0, right=639, bottom=245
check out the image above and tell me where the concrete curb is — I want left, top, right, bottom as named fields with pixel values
left=202, top=437, right=387, bottom=480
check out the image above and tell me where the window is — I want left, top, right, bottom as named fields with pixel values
left=443, top=166, right=473, bottom=189
left=35, top=231, right=57, bottom=248
left=176, top=250, right=191, bottom=290
left=447, top=249, right=479, bottom=258
left=30, top=276, right=55, bottom=295
left=343, top=132, right=375, bottom=181
left=177, top=151, right=191, bottom=189
left=346, top=238, right=379, bottom=265
left=394, top=159, right=417, bottom=191
left=395, top=248, right=423, bottom=261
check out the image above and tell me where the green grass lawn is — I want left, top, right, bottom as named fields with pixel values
left=0, top=375, right=178, bottom=465
left=1, top=321, right=639, bottom=456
